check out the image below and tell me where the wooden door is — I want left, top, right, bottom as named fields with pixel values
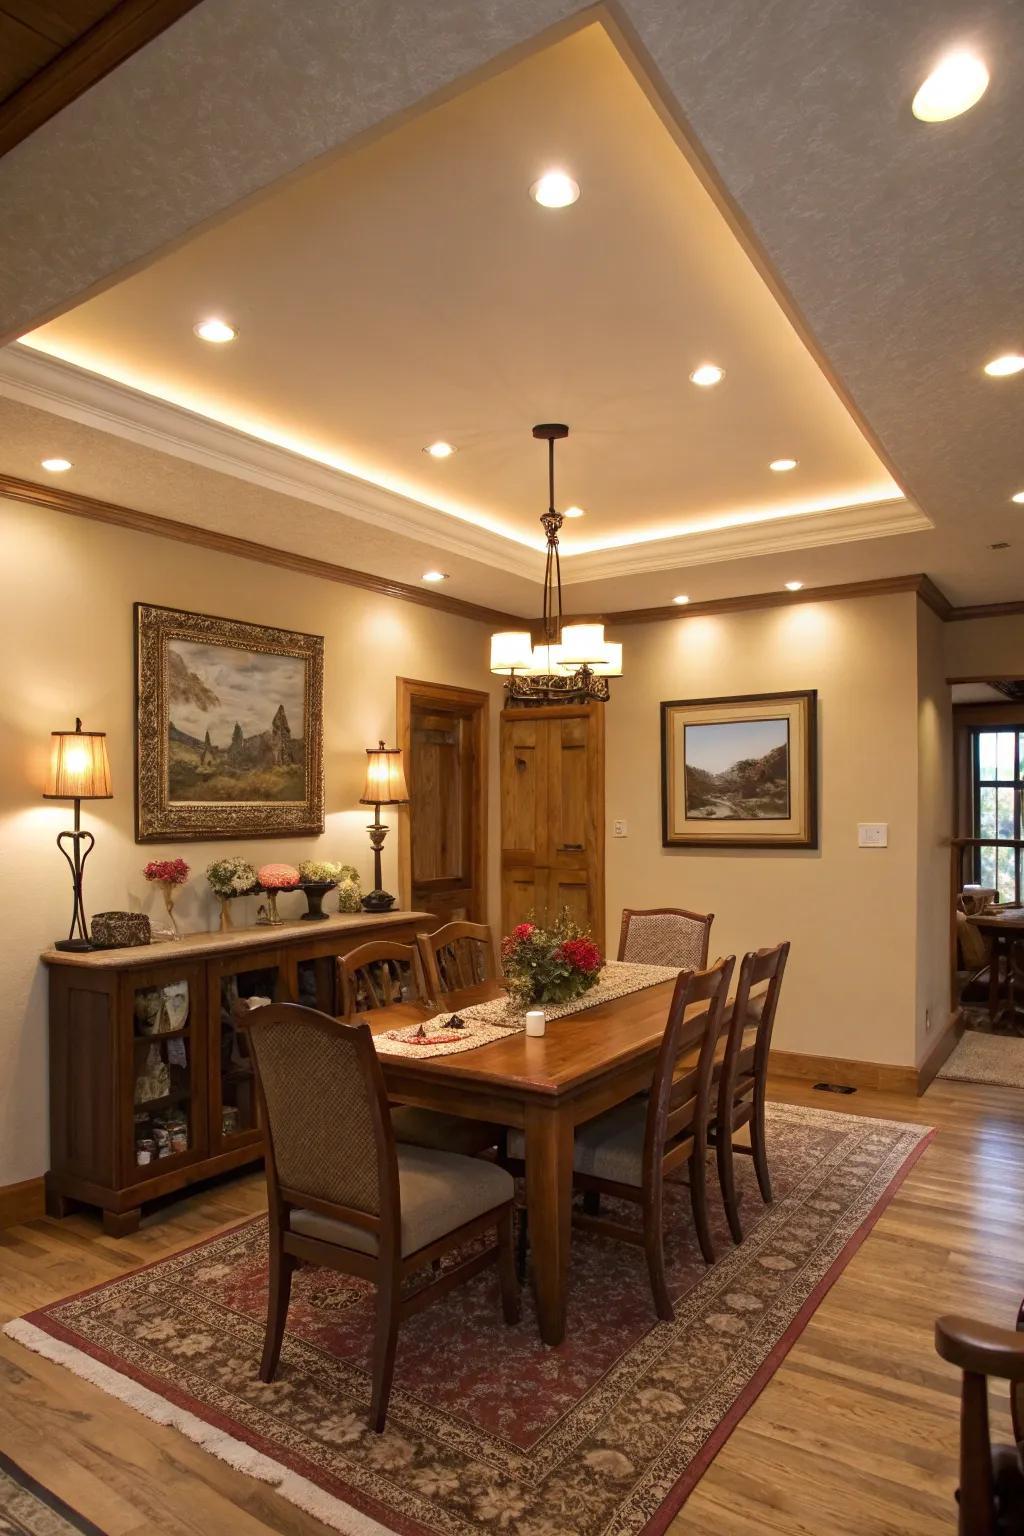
left=500, top=703, right=604, bottom=949
left=397, top=679, right=489, bottom=924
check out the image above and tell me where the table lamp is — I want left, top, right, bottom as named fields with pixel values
left=43, top=718, right=113, bottom=951
left=359, top=740, right=409, bottom=912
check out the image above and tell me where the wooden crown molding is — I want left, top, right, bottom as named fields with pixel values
left=0, top=0, right=203, bottom=160
left=946, top=599, right=1024, bottom=622
left=0, top=473, right=523, bottom=628
left=574, top=572, right=954, bottom=629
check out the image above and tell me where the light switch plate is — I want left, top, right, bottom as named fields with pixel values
left=858, top=822, right=888, bottom=848
left=612, top=818, right=628, bottom=838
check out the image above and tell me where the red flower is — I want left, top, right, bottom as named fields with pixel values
left=143, top=858, right=190, bottom=885
left=512, top=923, right=536, bottom=942
left=556, top=937, right=602, bottom=974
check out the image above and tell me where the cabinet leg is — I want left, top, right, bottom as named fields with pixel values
left=102, top=1207, right=141, bottom=1238
left=45, top=1188, right=74, bottom=1219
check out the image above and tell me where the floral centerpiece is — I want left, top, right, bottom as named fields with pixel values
left=143, top=858, right=190, bottom=938
left=500, top=912, right=603, bottom=1011
left=205, top=856, right=258, bottom=931
left=256, top=863, right=300, bottom=927
left=297, top=858, right=340, bottom=922
left=335, top=864, right=362, bottom=913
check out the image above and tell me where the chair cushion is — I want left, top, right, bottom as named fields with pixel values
left=510, top=1101, right=650, bottom=1188
left=391, top=1106, right=499, bottom=1156
left=289, top=1145, right=513, bottom=1258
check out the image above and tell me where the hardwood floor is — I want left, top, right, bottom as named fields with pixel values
left=0, top=1074, right=1020, bottom=1534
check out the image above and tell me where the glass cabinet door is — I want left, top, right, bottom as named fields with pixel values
left=212, top=962, right=279, bottom=1150
left=128, top=966, right=206, bottom=1181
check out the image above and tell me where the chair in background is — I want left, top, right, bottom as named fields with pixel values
left=417, top=920, right=498, bottom=999
left=338, top=939, right=499, bottom=1157
left=935, top=1303, right=1024, bottom=1535
left=243, top=1002, right=520, bottom=1431
left=712, top=941, right=790, bottom=1245
left=517, top=956, right=734, bottom=1319
left=618, top=907, right=714, bottom=970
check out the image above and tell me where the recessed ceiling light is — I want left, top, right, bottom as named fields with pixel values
left=423, top=441, right=456, bottom=458
left=529, top=171, right=580, bottom=208
left=422, top=570, right=448, bottom=583
left=912, top=51, right=989, bottom=122
left=193, top=317, right=237, bottom=344
left=672, top=594, right=690, bottom=606
left=984, top=354, right=1024, bottom=377
left=769, top=458, right=798, bottom=472
left=785, top=581, right=804, bottom=592
left=41, top=457, right=72, bottom=472
left=1012, top=491, right=1024, bottom=504
left=564, top=505, right=585, bottom=518
left=689, top=364, right=724, bottom=388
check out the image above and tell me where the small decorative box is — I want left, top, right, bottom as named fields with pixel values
left=91, top=911, right=151, bottom=949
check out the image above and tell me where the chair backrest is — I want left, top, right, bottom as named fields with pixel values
left=719, top=943, right=790, bottom=1097
left=417, top=921, right=496, bottom=998
left=618, top=907, right=714, bottom=969
left=338, top=940, right=426, bottom=1018
left=643, top=955, right=735, bottom=1183
left=244, top=1003, right=398, bottom=1244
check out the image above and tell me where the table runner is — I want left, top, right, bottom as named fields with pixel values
left=373, top=959, right=680, bottom=1058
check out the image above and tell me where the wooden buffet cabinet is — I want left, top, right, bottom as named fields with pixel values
left=43, top=910, right=432, bottom=1235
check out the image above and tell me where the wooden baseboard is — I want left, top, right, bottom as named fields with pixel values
left=916, top=1009, right=965, bottom=1095
left=0, top=1176, right=45, bottom=1228
left=769, top=1050, right=918, bottom=1094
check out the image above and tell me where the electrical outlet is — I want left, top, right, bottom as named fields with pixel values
left=612, top=818, right=628, bottom=838
left=857, top=822, right=888, bottom=848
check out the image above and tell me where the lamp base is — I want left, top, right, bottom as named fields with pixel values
left=54, top=937, right=94, bottom=953
left=361, top=889, right=396, bottom=913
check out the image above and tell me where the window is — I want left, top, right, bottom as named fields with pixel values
left=972, top=728, right=1024, bottom=903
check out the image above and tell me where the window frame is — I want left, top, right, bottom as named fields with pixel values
left=971, top=726, right=1023, bottom=904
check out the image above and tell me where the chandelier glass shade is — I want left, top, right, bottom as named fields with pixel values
left=490, top=426, right=622, bottom=704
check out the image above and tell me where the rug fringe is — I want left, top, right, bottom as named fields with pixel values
left=3, top=1319, right=395, bottom=1536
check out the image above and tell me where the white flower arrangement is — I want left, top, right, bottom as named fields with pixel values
left=206, top=856, right=259, bottom=899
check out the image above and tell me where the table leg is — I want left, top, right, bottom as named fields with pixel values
left=524, top=1102, right=574, bottom=1347
left=989, top=935, right=1002, bottom=1021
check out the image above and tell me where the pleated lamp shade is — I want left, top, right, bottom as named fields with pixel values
left=44, top=721, right=112, bottom=800
left=360, top=741, right=410, bottom=805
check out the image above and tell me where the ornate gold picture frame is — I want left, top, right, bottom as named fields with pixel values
left=135, top=603, right=324, bottom=842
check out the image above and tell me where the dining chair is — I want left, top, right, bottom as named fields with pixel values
left=712, top=941, right=790, bottom=1245
left=243, top=1002, right=520, bottom=1431
left=935, top=1301, right=1024, bottom=1535
left=338, top=939, right=500, bottom=1158
left=617, top=907, right=715, bottom=970
left=417, top=920, right=497, bottom=998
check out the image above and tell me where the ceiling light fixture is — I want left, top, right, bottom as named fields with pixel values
left=41, top=457, right=72, bottom=472
left=689, top=364, right=724, bottom=387
left=1012, top=491, right=1024, bottom=504
left=785, top=581, right=804, bottom=592
left=421, top=570, right=448, bottom=582
left=564, top=505, right=586, bottom=518
left=529, top=171, right=580, bottom=208
left=912, top=51, right=989, bottom=122
left=423, top=441, right=456, bottom=458
left=769, top=458, right=798, bottom=472
left=193, top=318, right=237, bottom=344
left=673, top=595, right=690, bottom=606
left=984, top=354, right=1024, bottom=378
left=490, top=425, right=620, bottom=704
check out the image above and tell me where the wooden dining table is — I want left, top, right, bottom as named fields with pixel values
left=360, top=978, right=708, bottom=1347
left=969, top=907, right=1024, bottom=1024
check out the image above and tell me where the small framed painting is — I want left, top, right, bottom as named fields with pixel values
left=135, top=603, right=324, bottom=842
left=661, top=690, right=818, bottom=849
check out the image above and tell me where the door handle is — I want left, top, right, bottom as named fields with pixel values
left=558, top=842, right=584, bottom=851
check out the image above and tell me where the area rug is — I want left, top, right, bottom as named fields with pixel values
left=937, top=1028, right=1024, bottom=1087
left=0, top=1447, right=107, bottom=1534
left=5, top=1103, right=932, bottom=1536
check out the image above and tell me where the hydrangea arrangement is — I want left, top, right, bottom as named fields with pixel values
left=297, top=859, right=341, bottom=886
left=500, top=911, right=603, bottom=1010
left=206, top=856, right=259, bottom=899
left=335, top=864, right=362, bottom=913
left=256, top=863, right=300, bottom=891
left=143, top=858, right=190, bottom=885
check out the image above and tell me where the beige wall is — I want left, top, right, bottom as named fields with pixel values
left=916, top=603, right=954, bottom=1063
left=604, top=593, right=930, bottom=1068
left=944, top=614, right=1024, bottom=678
left=0, top=496, right=502, bottom=1187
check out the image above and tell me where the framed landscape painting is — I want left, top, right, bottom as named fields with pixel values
left=135, top=603, right=324, bottom=841
left=661, top=690, right=817, bottom=849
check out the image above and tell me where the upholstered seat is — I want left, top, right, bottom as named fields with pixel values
left=390, top=1105, right=499, bottom=1157
left=290, top=1144, right=513, bottom=1257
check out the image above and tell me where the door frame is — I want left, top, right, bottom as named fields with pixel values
left=396, top=677, right=490, bottom=922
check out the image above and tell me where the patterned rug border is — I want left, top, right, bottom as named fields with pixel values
left=5, top=1116, right=937, bottom=1536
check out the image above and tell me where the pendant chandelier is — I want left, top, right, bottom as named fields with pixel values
left=490, top=424, right=622, bottom=705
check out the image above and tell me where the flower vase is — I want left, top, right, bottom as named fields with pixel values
left=217, top=896, right=233, bottom=932
left=300, top=882, right=335, bottom=921
left=161, top=881, right=181, bottom=938
left=264, top=890, right=283, bottom=926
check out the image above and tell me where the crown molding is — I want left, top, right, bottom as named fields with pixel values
left=946, top=599, right=1024, bottom=622
left=0, top=472, right=524, bottom=628
left=0, top=345, right=542, bottom=580
left=575, top=572, right=953, bottom=627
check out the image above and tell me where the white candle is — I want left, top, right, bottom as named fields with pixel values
left=525, top=1009, right=546, bottom=1037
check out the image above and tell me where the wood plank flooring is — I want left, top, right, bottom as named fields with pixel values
left=0, top=1075, right=1019, bottom=1535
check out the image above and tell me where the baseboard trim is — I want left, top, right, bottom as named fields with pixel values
left=916, top=1009, right=965, bottom=1095
left=0, top=1176, right=45, bottom=1228
left=769, top=1050, right=917, bottom=1094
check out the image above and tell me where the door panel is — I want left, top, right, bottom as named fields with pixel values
left=501, top=717, right=546, bottom=858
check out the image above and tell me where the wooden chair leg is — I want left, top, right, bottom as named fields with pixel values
left=515, top=1206, right=529, bottom=1283
left=259, top=1240, right=296, bottom=1383
left=716, top=1122, right=744, bottom=1245
left=750, top=1083, right=773, bottom=1206
left=643, top=1187, right=674, bottom=1321
left=369, top=1266, right=401, bottom=1433
left=689, top=1143, right=716, bottom=1266
left=496, top=1208, right=522, bottom=1325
